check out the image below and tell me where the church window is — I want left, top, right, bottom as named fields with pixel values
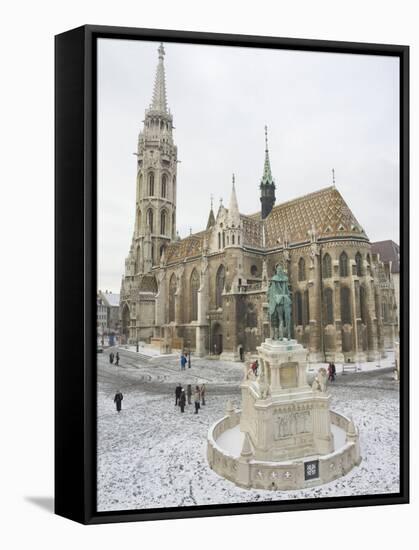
left=232, top=235, right=235, bottom=245
left=151, top=244, right=155, bottom=265
left=251, top=265, right=258, bottom=276
left=169, top=274, right=177, bottom=322
left=324, top=287, right=334, bottom=325
left=303, top=290, right=310, bottom=326
left=355, top=252, right=363, bottom=277
left=340, top=286, right=351, bottom=324
left=238, top=235, right=240, bottom=245
left=227, top=236, right=229, bottom=245
left=215, top=265, right=225, bottom=308
left=137, top=209, right=142, bottom=233
left=160, top=245, right=165, bottom=258
left=161, top=174, right=167, bottom=198
left=146, top=208, right=154, bottom=232
left=339, top=251, right=349, bottom=277
left=298, top=257, right=306, bottom=281
left=222, top=232, right=225, bottom=248
left=160, top=210, right=167, bottom=235
left=360, top=286, right=367, bottom=324
left=218, top=233, right=221, bottom=249
left=295, top=291, right=303, bottom=325
left=322, top=253, right=332, bottom=278
left=190, top=269, right=199, bottom=321
left=148, top=172, right=155, bottom=196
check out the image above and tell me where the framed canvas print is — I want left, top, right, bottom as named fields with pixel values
left=55, top=25, right=409, bottom=524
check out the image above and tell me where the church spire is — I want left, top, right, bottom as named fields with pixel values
left=260, top=126, right=276, bottom=219
left=228, top=174, right=240, bottom=226
left=150, top=43, right=168, bottom=113
left=206, top=195, right=216, bottom=229
left=260, top=125, right=274, bottom=186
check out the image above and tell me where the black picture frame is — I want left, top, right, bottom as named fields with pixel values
left=55, top=24, right=409, bottom=525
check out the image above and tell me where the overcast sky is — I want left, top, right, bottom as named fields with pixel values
left=98, top=38, right=399, bottom=293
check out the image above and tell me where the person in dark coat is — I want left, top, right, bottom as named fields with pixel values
left=186, top=384, right=192, bottom=405
left=187, top=351, right=191, bottom=368
left=179, top=389, right=186, bottom=413
left=180, top=354, right=187, bottom=370
left=194, top=386, right=201, bottom=414
left=327, top=363, right=334, bottom=382
left=109, top=352, right=114, bottom=364
left=115, top=352, right=120, bottom=366
left=331, top=363, right=336, bottom=381
left=114, top=391, right=123, bottom=412
left=175, top=383, right=182, bottom=406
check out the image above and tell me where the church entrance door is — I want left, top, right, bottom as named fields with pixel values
left=212, top=323, right=223, bottom=355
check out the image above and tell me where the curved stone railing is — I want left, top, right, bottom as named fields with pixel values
left=207, top=409, right=361, bottom=491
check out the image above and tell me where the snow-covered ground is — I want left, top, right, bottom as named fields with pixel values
left=97, top=350, right=400, bottom=512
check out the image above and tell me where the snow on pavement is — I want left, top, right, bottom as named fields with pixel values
left=97, top=352, right=400, bottom=512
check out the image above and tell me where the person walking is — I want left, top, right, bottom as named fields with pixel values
left=194, top=386, right=201, bottom=414
left=186, top=384, right=192, bottom=405
left=327, top=363, right=334, bottom=382
left=331, top=363, right=336, bottom=381
left=180, top=353, right=187, bottom=371
left=200, top=383, right=206, bottom=406
left=115, top=352, right=120, bottom=366
left=109, top=352, right=114, bottom=364
left=188, top=351, right=191, bottom=368
left=175, top=383, right=182, bottom=406
left=113, top=391, right=123, bottom=412
left=179, top=389, right=186, bottom=413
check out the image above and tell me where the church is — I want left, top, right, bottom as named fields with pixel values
left=119, top=43, right=398, bottom=362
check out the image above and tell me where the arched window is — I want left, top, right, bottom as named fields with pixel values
left=146, top=208, right=154, bottom=232
left=148, top=172, right=154, bottom=196
left=151, top=243, right=155, bottom=265
left=295, top=291, right=303, bottom=325
left=218, top=233, right=221, bottom=249
left=172, top=212, right=175, bottom=235
left=160, top=244, right=165, bottom=259
left=238, top=235, right=240, bottom=245
left=339, top=251, right=349, bottom=277
left=137, top=209, right=142, bottom=233
left=298, top=257, right=306, bottom=281
left=190, top=269, right=199, bottom=321
left=215, top=265, right=225, bottom=308
left=360, top=286, right=367, bottom=324
left=355, top=252, right=363, bottom=277
left=222, top=232, right=225, bottom=248
left=322, top=253, right=332, bottom=278
left=232, top=235, right=235, bottom=245
left=161, top=174, right=167, bottom=198
left=324, top=287, right=334, bottom=325
left=340, top=286, right=351, bottom=324
left=304, top=289, right=310, bottom=326
left=138, top=173, right=143, bottom=196
left=169, top=274, right=176, bottom=322
left=160, top=210, right=167, bottom=235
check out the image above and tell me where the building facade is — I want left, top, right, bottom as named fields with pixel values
left=120, top=44, right=398, bottom=362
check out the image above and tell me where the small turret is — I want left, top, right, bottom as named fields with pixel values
left=225, top=174, right=242, bottom=248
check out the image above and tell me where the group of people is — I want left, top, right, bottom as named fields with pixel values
left=327, top=362, right=336, bottom=382
left=175, top=383, right=206, bottom=414
left=180, top=352, right=191, bottom=370
left=109, top=351, right=120, bottom=366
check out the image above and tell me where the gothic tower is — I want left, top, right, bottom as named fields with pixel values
left=260, top=125, right=276, bottom=219
left=134, top=43, right=178, bottom=273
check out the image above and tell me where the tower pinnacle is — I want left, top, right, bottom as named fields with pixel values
left=260, top=125, right=276, bottom=219
left=150, top=42, right=168, bottom=113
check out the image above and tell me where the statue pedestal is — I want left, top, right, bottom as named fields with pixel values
left=240, top=339, right=334, bottom=461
